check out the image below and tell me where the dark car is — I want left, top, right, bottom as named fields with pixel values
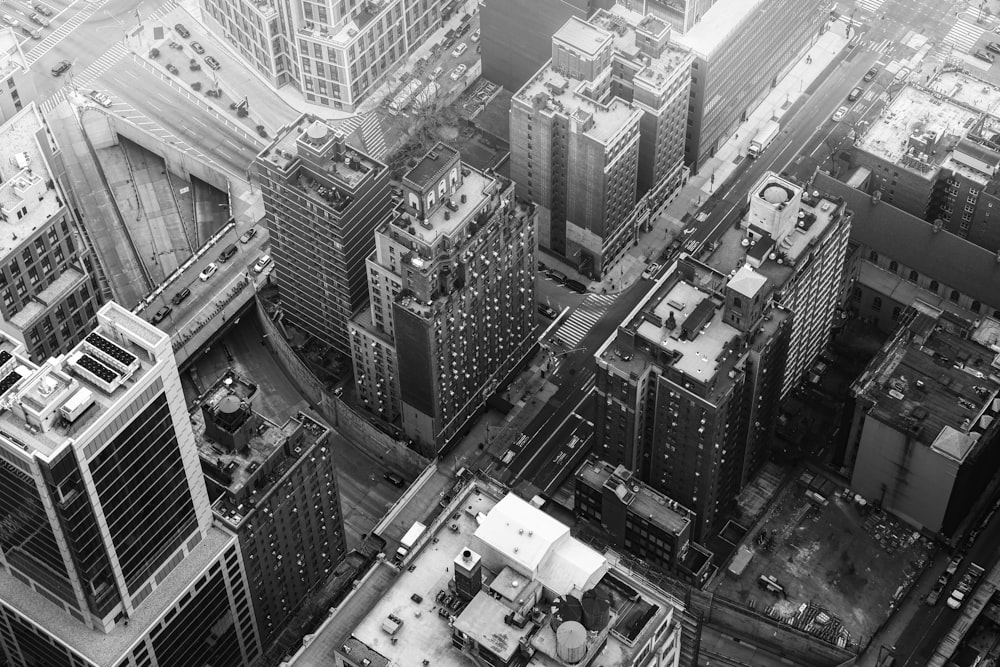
left=51, top=59, right=70, bottom=76
left=383, top=471, right=406, bottom=487
left=546, top=269, right=567, bottom=284
left=190, top=41, right=205, bottom=54
left=988, top=42, right=1000, bottom=55
left=439, top=494, right=453, bottom=508
left=863, top=67, right=878, bottom=82
left=975, top=49, right=996, bottom=64
left=150, top=306, right=172, bottom=324
left=538, top=303, right=559, bottom=320
left=205, top=55, right=221, bottom=70
left=218, top=243, right=238, bottom=262
left=174, top=23, right=190, bottom=38
left=171, top=287, right=191, bottom=305
left=33, top=3, right=52, bottom=16
left=565, top=279, right=588, bottom=294
left=847, top=86, right=862, bottom=102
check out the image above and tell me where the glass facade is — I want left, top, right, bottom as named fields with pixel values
left=0, top=606, right=89, bottom=667
left=89, top=393, right=198, bottom=596
left=0, top=458, right=74, bottom=609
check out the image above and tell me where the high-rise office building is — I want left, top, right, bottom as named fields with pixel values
left=618, top=0, right=719, bottom=32
left=0, top=103, right=104, bottom=362
left=349, top=143, right=537, bottom=455
left=199, top=0, right=442, bottom=112
left=676, top=0, right=824, bottom=169
left=193, top=370, right=347, bottom=645
left=255, top=114, right=392, bottom=357
left=510, top=6, right=691, bottom=277
left=0, top=302, right=260, bottom=667
left=594, top=173, right=851, bottom=536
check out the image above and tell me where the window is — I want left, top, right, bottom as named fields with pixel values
left=950, top=290, right=960, bottom=303
left=909, top=270, right=918, bottom=281
left=972, top=300, right=981, bottom=313
left=872, top=297, right=882, bottom=312
left=929, top=280, right=939, bottom=292
left=888, top=260, right=898, bottom=272
left=869, top=250, right=878, bottom=262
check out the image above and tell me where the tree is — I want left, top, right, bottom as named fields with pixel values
left=149, top=48, right=159, bottom=58
left=191, top=81, right=202, bottom=91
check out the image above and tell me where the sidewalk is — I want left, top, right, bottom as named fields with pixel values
left=579, top=26, right=849, bottom=298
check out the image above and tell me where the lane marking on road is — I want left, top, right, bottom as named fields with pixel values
left=514, top=385, right=595, bottom=481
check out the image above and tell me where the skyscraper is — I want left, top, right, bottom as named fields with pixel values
left=0, top=28, right=35, bottom=124
left=349, top=143, right=537, bottom=455
left=199, top=0, right=442, bottom=112
left=510, top=6, right=691, bottom=278
left=676, top=0, right=824, bottom=169
left=0, top=103, right=104, bottom=362
left=193, top=369, right=347, bottom=645
left=255, top=115, right=392, bottom=357
left=0, top=302, right=260, bottom=667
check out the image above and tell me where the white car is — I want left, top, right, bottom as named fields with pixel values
left=3, top=14, right=19, bottom=27
left=832, top=106, right=848, bottom=122
left=253, top=254, right=272, bottom=274
left=452, top=43, right=467, bottom=58
left=199, top=262, right=219, bottom=281
left=947, top=590, right=965, bottom=610
left=451, top=64, right=467, bottom=80
left=90, top=91, right=113, bottom=108
left=642, top=263, right=659, bottom=280
left=470, top=28, right=480, bottom=42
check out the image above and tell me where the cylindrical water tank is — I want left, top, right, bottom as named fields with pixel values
left=581, top=590, right=610, bottom=630
left=556, top=621, right=587, bottom=664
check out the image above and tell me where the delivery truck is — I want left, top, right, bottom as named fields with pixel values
left=747, top=120, right=780, bottom=159
left=394, top=521, right=427, bottom=563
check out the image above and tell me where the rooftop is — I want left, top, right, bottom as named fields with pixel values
left=516, top=67, right=641, bottom=145
left=576, top=459, right=693, bottom=536
left=589, top=6, right=691, bottom=83
left=344, top=483, right=685, bottom=667
left=0, top=526, right=235, bottom=666
left=552, top=16, right=612, bottom=57
left=814, top=172, right=1000, bottom=311
left=0, top=302, right=170, bottom=461
left=8, top=268, right=88, bottom=330
left=407, top=167, right=495, bottom=245
left=675, top=0, right=764, bottom=57
left=853, top=305, right=1000, bottom=453
left=404, top=143, right=460, bottom=191
left=929, top=70, right=1000, bottom=117
left=191, top=370, right=330, bottom=528
left=855, top=85, right=979, bottom=180
left=0, top=104, right=65, bottom=257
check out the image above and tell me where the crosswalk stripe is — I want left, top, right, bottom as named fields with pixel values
left=856, top=0, right=885, bottom=13
left=26, top=4, right=100, bottom=66
left=552, top=293, right=616, bottom=346
left=943, top=18, right=984, bottom=52
left=837, top=15, right=863, bottom=29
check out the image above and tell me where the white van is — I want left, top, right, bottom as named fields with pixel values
left=452, top=43, right=467, bottom=58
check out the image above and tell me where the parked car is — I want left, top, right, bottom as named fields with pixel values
left=3, top=15, right=20, bottom=27
left=926, top=574, right=950, bottom=606
left=383, top=471, right=406, bottom=487
left=51, top=59, right=70, bottom=76
left=205, top=55, right=221, bottom=70
left=150, top=306, right=172, bottom=324
left=174, top=23, right=190, bottom=38
left=848, top=86, right=862, bottom=102
left=642, top=263, right=660, bottom=280
left=832, top=106, right=848, bottom=122
left=253, top=254, right=272, bottom=273
left=470, top=28, right=480, bottom=42
left=239, top=228, right=258, bottom=244
left=450, top=64, right=467, bottom=80
left=988, top=42, right=1000, bottom=55
left=975, top=49, right=996, bottom=64
left=218, top=243, right=238, bottom=263
left=452, top=43, right=467, bottom=58
left=863, top=67, right=878, bottom=81
left=190, top=41, right=205, bottom=54
left=29, top=12, right=48, bottom=27
left=171, top=287, right=191, bottom=305
left=33, top=3, right=52, bottom=16
left=565, top=279, right=588, bottom=294
left=199, top=263, right=219, bottom=281
left=430, top=65, right=443, bottom=79
left=537, top=303, right=559, bottom=320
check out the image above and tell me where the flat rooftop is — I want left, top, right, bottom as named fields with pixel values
left=930, top=70, right=1000, bottom=116
left=589, top=6, right=691, bottom=82
left=411, top=167, right=494, bottom=245
left=576, top=459, right=693, bottom=536
left=350, top=487, right=499, bottom=667
left=856, top=85, right=978, bottom=179
left=675, top=0, right=765, bottom=57
left=0, top=303, right=169, bottom=461
left=0, top=104, right=65, bottom=257
left=553, top=15, right=612, bottom=57
left=0, top=27, right=26, bottom=82
left=404, top=144, right=460, bottom=191
left=0, top=526, right=235, bottom=666
left=516, top=67, right=641, bottom=145
left=854, top=310, right=1000, bottom=453
left=8, top=268, right=88, bottom=331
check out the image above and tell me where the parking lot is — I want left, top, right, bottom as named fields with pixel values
left=714, top=471, right=933, bottom=648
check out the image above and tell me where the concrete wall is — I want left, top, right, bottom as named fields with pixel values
left=253, top=298, right=426, bottom=476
